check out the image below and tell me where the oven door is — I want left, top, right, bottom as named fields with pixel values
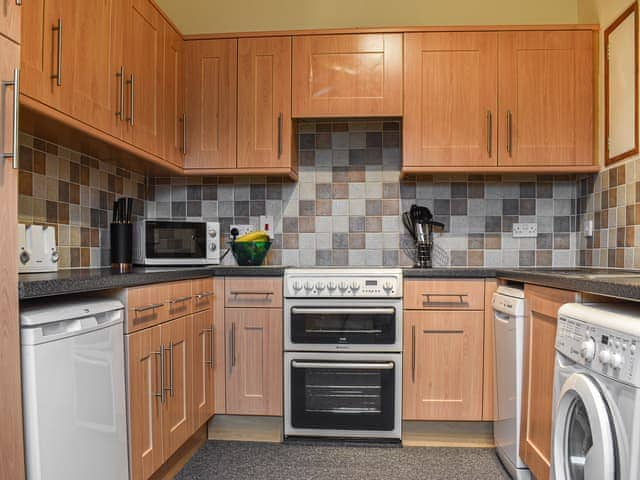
left=284, top=352, right=402, bottom=439
left=284, top=298, right=402, bottom=351
left=144, top=221, right=207, bottom=262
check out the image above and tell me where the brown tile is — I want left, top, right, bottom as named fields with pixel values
left=467, top=234, right=484, bottom=250
left=332, top=183, right=348, bottom=199
left=365, top=217, right=382, bottom=232
left=316, top=123, right=332, bottom=133
left=69, top=183, right=80, bottom=204
left=332, top=167, right=349, bottom=183
left=298, top=216, right=315, bottom=233
left=536, top=250, right=552, bottom=266
left=46, top=201, right=57, bottom=223
left=58, top=180, right=70, bottom=202
left=617, top=165, right=626, bottom=186
left=90, top=228, right=100, bottom=247
left=80, top=166, right=90, bottom=186
left=283, top=233, right=299, bottom=249
left=19, top=171, right=32, bottom=196
left=58, top=203, right=69, bottom=224
left=299, top=200, right=315, bottom=216
left=33, top=151, right=46, bottom=175
left=450, top=251, right=467, bottom=266
left=468, top=183, right=485, bottom=199
left=627, top=205, right=636, bottom=226
left=81, top=227, right=91, bottom=247
left=315, top=133, right=332, bottom=149
left=19, top=146, right=33, bottom=171
left=383, top=183, right=399, bottom=199
left=485, top=233, right=502, bottom=250
left=382, top=199, right=399, bottom=215
left=347, top=166, right=365, bottom=182
left=69, top=162, right=80, bottom=183
left=627, top=226, right=635, bottom=247
left=601, top=209, right=609, bottom=228
left=348, top=233, right=365, bottom=249
left=80, top=248, right=90, bottom=267
left=365, top=200, right=382, bottom=216
left=468, top=250, right=484, bottom=266
left=553, top=233, right=571, bottom=249
left=332, top=122, right=348, bottom=132
left=617, top=227, right=626, bottom=247
left=316, top=199, right=332, bottom=216
left=115, top=176, right=124, bottom=194
left=316, top=184, right=332, bottom=199
left=616, top=248, right=625, bottom=268
left=610, top=167, right=618, bottom=187
left=609, top=188, right=617, bottom=208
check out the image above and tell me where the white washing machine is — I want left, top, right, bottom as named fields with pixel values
left=552, top=303, right=640, bottom=480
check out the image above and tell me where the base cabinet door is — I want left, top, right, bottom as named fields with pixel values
left=520, top=285, right=578, bottom=480
left=160, top=315, right=192, bottom=459
left=127, top=325, right=164, bottom=480
left=225, top=308, right=282, bottom=416
left=192, top=309, right=215, bottom=427
left=403, top=310, right=484, bottom=420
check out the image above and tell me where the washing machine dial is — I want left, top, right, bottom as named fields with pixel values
left=611, top=353, right=624, bottom=369
left=599, top=349, right=612, bottom=365
left=580, top=338, right=596, bottom=361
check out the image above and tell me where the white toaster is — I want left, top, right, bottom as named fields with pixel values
left=18, top=224, right=60, bottom=273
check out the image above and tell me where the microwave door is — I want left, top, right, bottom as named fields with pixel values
left=145, top=221, right=206, bottom=259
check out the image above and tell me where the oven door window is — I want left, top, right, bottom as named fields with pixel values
left=290, top=307, right=396, bottom=345
left=290, top=360, right=395, bottom=431
left=145, top=222, right=206, bottom=259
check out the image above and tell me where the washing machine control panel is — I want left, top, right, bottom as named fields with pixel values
left=557, top=315, right=640, bottom=387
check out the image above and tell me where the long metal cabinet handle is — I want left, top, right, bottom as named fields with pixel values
left=16, top=1, right=22, bottom=5
left=116, top=66, right=124, bottom=120
left=202, top=326, right=214, bottom=367
left=52, top=19, right=62, bottom=86
left=277, top=112, right=283, bottom=158
left=290, top=307, right=395, bottom=315
left=134, top=302, right=164, bottom=313
left=411, top=325, right=416, bottom=384
left=506, top=110, right=513, bottom=156
left=230, top=323, right=236, bottom=368
left=3, top=68, right=20, bottom=169
left=422, top=293, right=469, bottom=306
left=195, top=291, right=214, bottom=300
left=126, top=74, right=134, bottom=126
left=180, top=114, right=187, bottom=155
left=486, top=111, right=492, bottom=157
left=230, top=290, right=274, bottom=296
left=169, top=295, right=192, bottom=305
left=165, top=341, right=175, bottom=397
left=291, top=361, right=395, bottom=370
left=153, top=345, right=166, bottom=403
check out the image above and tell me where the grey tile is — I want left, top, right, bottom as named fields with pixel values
left=235, top=201, right=250, bottom=217
left=450, top=199, right=467, bottom=216
left=316, top=184, right=332, bottom=199
left=451, top=183, right=467, bottom=198
left=520, top=199, right=536, bottom=216
left=266, top=184, right=282, bottom=200
left=250, top=201, right=266, bottom=216
left=349, top=216, right=365, bottom=232
left=187, top=185, right=201, bottom=201
left=250, top=185, right=265, bottom=199
left=382, top=250, right=398, bottom=266
left=554, top=216, right=571, bottom=232
left=503, top=199, right=519, bottom=216
left=383, top=183, right=399, bottom=199
left=316, top=250, right=332, bottom=266
left=485, top=216, right=501, bottom=233
left=366, top=200, right=382, bottom=216
left=186, top=201, right=201, bottom=217
left=519, top=250, right=535, bottom=267
left=171, top=202, right=186, bottom=218
left=332, top=249, right=348, bottom=266
left=349, top=233, right=365, bottom=249
left=299, top=200, right=316, bottom=216
left=333, top=233, right=348, bottom=249
left=202, top=185, right=217, bottom=200
left=536, top=233, right=553, bottom=250
left=434, top=199, right=450, bottom=215
left=283, top=217, right=298, bottom=233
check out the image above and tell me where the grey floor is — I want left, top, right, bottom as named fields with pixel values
left=176, top=441, right=510, bottom=480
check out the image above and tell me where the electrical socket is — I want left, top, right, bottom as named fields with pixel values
left=512, top=222, right=538, bottom=238
left=229, top=224, right=252, bottom=240
left=583, top=219, right=594, bottom=238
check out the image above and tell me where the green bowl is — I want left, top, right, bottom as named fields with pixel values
left=231, top=241, right=272, bottom=266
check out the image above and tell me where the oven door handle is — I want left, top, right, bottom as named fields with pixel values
left=290, top=307, right=396, bottom=315
left=291, top=361, right=395, bottom=370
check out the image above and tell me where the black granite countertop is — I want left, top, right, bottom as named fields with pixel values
left=19, top=265, right=286, bottom=300
left=402, top=267, right=497, bottom=278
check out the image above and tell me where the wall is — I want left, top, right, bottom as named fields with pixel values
left=147, top=119, right=579, bottom=268
left=576, top=0, right=640, bottom=267
left=156, top=0, right=579, bottom=35
left=17, top=134, right=147, bottom=268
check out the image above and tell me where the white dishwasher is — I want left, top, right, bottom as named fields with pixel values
left=493, top=286, right=531, bottom=480
left=20, top=298, right=129, bottom=480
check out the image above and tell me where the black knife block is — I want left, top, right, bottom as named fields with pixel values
left=110, top=223, right=132, bottom=273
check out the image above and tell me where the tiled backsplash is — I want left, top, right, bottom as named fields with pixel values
left=17, top=133, right=146, bottom=268
left=146, top=119, right=579, bottom=268
left=577, top=158, right=640, bottom=268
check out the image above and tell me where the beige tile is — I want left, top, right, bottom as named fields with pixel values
left=32, top=198, right=46, bottom=223
left=70, top=226, right=81, bottom=246
left=18, top=195, right=33, bottom=223
left=46, top=177, right=58, bottom=201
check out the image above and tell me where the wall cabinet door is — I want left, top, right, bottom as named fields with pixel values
left=121, top=0, right=163, bottom=157
left=520, top=285, right=578, bottom=480
left=192, top=309, right=215, bottom=427
left=225, top=308, right=282, bottom=416
left=403, top=310, right=484, bottom=420
left=127, top=325, right=164, bottom=480
left=498, top=30, right=593, bottom=167
left=0, top=34, right=24, bottom=480
left=163, top=21, right=184, bottom=168
left=160, top=315, right=192, bottom=459
left=403, top=32, right=498, bottom=168
left=66, top=0, right=123, bottom=137
left=0, top=0, right=21, bottom=43
left=184, top=39, right=237, bottom=170
left=292, top=33, right=402, bottom=117
left=21, top=0, right=67, bottom=110
left=238, top=36, right=292, bottom=170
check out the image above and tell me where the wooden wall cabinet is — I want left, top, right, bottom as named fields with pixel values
left=0, top=0, right=20, bottom=43
left=403, top=32, right=498, bottom=169
left=237, top=36, right=294, bottom=172
left=292, top=33, right=403, bottom=117
left=520, top=284, right=579, bottom=480
left=163, top=22, right=185, bottom=167
left=184, top=39, right=237, bottom=171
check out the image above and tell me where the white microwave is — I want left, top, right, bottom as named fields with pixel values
left=133, top=220, right=220, bottom=266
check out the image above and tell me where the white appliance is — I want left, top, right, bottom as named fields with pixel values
left=20, top=298, right=129, bottom=480
left=492, top=286, right=531, bottom=480
left=552, top=303, right=640, bottom=480
left=18, top=224, right=59, bottom=273
left=284, top=268, right=403, bottom=440
left=132, top=220, right=220, bottom=266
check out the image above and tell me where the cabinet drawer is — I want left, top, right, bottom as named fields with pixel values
left=192, top=278, right=215, bottom=312
left=403, top=279, right=485, bottom=310
left=126, top=284, right=169, bottom=333
left=225, top=278, right=283, bottom=308
left=166, top=280, right=193, bottom=319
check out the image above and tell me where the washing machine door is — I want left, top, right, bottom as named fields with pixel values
left=552, top=372, right=616, bottom=480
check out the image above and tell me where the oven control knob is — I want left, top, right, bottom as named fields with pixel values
left=383, top=281, right=394, bottom=291
left=292, top=281, right=303, bottom=291
left=304, top=281, right=314, bottom=291
left=208, top=229, right=217, bottom=238
left=611, top=353, right=624, bottom=369
left=599, top=349, right=611, bottom=365
left=327, top=281, right=337, bottom=291
left=350, top=281, right=360, bottom=291
left=208, top=242, right=217, bottom=251
left=338, top=281, right=348, bottom=291
left=580, top=338, right=596, bottom=361
left=315, top=281, right=325, bottom=291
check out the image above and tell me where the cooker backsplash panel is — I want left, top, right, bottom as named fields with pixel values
left=146, top=119, right=579, bottom=268
left=17, top=133, right=147, bottom=268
